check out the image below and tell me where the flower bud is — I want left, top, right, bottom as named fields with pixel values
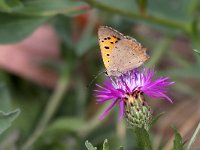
left=124, top=91, right=152, bottom=131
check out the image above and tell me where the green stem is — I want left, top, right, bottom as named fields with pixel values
left=186, top=122, right=200, bottom=150
left=85, top=0, right=190, bottom=33
left=21, top=74, right=70, bottom=150
left=133, top=127, right=152, bottom=150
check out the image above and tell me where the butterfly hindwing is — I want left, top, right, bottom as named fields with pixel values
left=109, top=38, right=149, bottom=75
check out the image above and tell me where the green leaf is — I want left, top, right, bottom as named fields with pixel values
left=0, top=0, right=23, bottom=12
left=133, top=127, right=152, bottom=150
left=0, top=12, right=48, bottom=43
left=173, top=127, right=183, bottom=150
left=0, top=84, right=12, bottom=112
left=193, top=49, right=200, bottom=55
left=148, top=0, right=191, bottom=23
left=45, top=117, right=85, bottom=134
left=0, top=109, right=20, bottom=134
left=187, top=122, right=200, bottom=150
left=117, top=146, right=124, bottom=150
left=86, top=0, right=191, bottom=33
left=103, top=139, right=109, bottom=150
left=15, top=0, right=89, bottom=17
left=85, top=140, right=97, bottom=150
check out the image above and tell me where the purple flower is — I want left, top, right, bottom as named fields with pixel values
left=94, top=68, right=174, bottom=121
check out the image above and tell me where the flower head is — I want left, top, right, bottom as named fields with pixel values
left=95, top=68, right=174, bottom=121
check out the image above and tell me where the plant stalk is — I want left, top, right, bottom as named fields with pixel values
left=21, top=74, right=70, bottom=150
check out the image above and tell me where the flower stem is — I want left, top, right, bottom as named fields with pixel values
left=21, top=73, right=70, bottom=150
left=85, top=0, right=191, bottom=33
left=133, top=127, right=153, bottom=150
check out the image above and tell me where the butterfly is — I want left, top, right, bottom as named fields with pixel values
left=98, top=26, right=149, bottom=76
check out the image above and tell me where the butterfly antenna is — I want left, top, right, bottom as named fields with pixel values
left=87, top=70, right=107, bottom=88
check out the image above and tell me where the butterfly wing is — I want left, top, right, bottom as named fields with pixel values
left=109, top=38, right=149, bottom=76
left=98, top=26, right=124, bottom=70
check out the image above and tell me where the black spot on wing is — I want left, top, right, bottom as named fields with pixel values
left=104, top=46, right=109, bottom=49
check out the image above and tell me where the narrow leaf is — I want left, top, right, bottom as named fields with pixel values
left=103, top=139, right=109, bottom=150
left=0, top=12, right=48, bottom=43
left=44, top=117, right=85, bottom=134
left=0, top=84, right=12, bottom=112
left=15, top=0, right=89, bottom=17
left=173, top=126, right=183, bottom=150
left=85, top=141, right=97, bottom=150
left=0, top=109, right=20, bottom=134
left=187, top=122, right=200, bottom=150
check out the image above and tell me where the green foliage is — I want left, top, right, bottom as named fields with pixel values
left=0, top=84, right=12, bottom=112
left=194, top=49, right=200, bottom=55
left=85, top=139, right=123, bottom=150
left=173, top=127, right=183, bottom=150
left=44, top=117, right=85, bottom=134
left=86, top=0, right=193, bottom=32
left=133, top=127, right=152, bottom=150
left=117, top=146, right=124, bottom=150
left=0, top=0, right=88, bottom=43
left=0, top=109, right=20, bottom=134
left=0, top=12, right=48, bottom=43
left=103, top=139, right=109, bottom=150
left=85, top=140, right=97, bottom=150
left=0, top=0, right=23, bottom=12
left=14, top=0, right=88, bottom=17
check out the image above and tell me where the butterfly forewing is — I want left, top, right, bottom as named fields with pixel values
left=98, top=26, right=124, bottom=69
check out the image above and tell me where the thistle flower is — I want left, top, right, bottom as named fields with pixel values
left=94, top=68, right=174, bottom=130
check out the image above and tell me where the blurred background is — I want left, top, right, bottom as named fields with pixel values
left=0, top=0, right=200, bottom=149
